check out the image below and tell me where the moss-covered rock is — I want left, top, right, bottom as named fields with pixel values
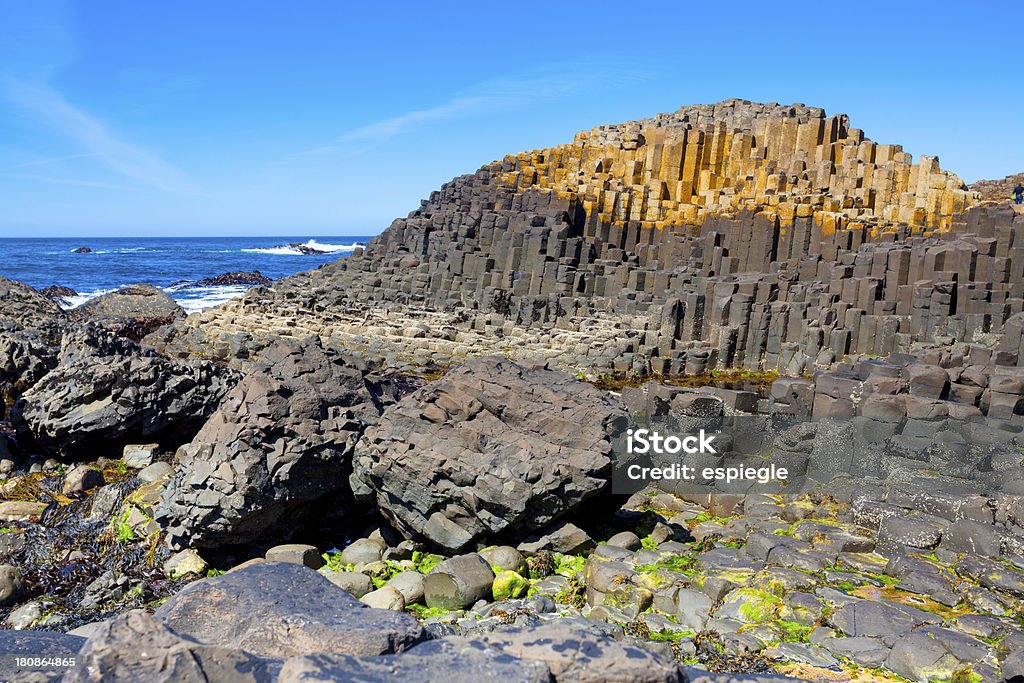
left=716, top=588, right=783, bottom=623
left=492, top=570, right=528, bottom=600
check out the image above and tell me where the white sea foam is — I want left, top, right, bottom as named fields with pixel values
left=171, top=285, right=248, bottom=314
left=63, top=288, right=115, bottom=309
left=241, top=239, right=362, bottom=256
left=62, top=284, right=246, bottom=314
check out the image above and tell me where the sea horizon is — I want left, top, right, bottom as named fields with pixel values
left=0, top=234, right=377, bottom=313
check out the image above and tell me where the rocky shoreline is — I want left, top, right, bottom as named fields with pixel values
left=2, top=99, right=1024, bottom=682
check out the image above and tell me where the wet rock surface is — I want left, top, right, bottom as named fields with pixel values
left=37, top=287, right=78, bottom=308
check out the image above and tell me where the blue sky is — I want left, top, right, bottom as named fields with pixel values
left=1, top=1, right=1020, bottom=237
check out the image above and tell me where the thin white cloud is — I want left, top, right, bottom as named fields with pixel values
left=2, top=76, right=199, bottom=194
left=338, top=95, right=504, bottom=144
left=5, top=152, right=96, bottom=170
left=3, top=171, right=136, bottom=191
left=317, top=59, right=647, bottom=153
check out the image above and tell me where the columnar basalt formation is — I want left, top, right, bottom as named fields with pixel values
left=510, top=99, right=974, bottom=235
left=150, top=100, right=1024, bottom=420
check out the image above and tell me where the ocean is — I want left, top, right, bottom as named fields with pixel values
left=0, top=236, right=374, bottom=314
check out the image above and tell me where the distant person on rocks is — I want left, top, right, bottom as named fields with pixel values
left=1015, top=182, right=1024, bottom=205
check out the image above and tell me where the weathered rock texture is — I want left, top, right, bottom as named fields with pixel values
left=0, top=277, right=65, bottom=416
left=70, top=284, right=185, bottom=341
left=154, top=562, right=425, bottom=658
left=157, top=338, right=393, bottom=548
left=148, top=100, right=1024, bottom=404
left=351, top=356, right=628, bottom=550
left=13, top=325, right=236, bottom=457
left=0, top=276, right=65, bottom=335
left=64, top=611, right=276, bottom=683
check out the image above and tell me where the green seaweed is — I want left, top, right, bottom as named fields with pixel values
left=412, top=551, right=444, bottom=574
left=320, top=552, right=355, bottom=573
left=775, top=619, right=813, bottom=642
left=553, top=553, right=586, bottom=578
left=405, top=603, right=452, bottom=620
left=636, top=553, right=699, bottom=577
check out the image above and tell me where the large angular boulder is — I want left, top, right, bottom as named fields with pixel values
left=0, top=328, right=58, bottom=419
left=351, top=356, right=628, bottom=551
left=465, top=620, right=685, bottom=682
left=278, top=638, right=552, bottom=682
left=154, top=562, right=425, bottom=658
left=0, top=277, right=65, bottom=416
left=157, top=338, right=393, bottom=548
left=0, top=275, right=65, bottom=333
left=64, top=611, right=275, bottom=683
left=12, top=325, right=236, bottom=457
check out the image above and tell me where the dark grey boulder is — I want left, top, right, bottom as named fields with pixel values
left=0, top=277, right=64, bottom=416
left=12, top=325, right=236, bottom=457
left=0, top=628, right=84, bottom=656
left=157, top=338, right=392, bottom=548
left=351, top=356, right=628, bottom=551
left=0, top=329, right=58, bottom=417
left=64, top=611, right=276, bottom=683
left=277, top=638, right=551, bottom=682
left=517, top=521, right=595, bottom=555
left=0, top=276, right=65, bottom=333
left=0, top=630, right=84, bottom=682
left=154, top=561, right=425, bottom=658
left=69, top=284, right=186, bottom=342
left=465, top=620, right=684, bottom=682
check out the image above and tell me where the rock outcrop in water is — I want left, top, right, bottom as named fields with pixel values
left=71, top=284, right=185, bottom=340
left=38, top=286, right=78, bottom=307
left=183, top=271, right=272, bottom=288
